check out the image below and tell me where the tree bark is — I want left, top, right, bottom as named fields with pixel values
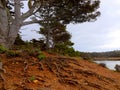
left=0, top=0, right=38, bottom=48
left=7, top=0, right=22, bottom=48
left=0, top=0, right=45, bottom=49
left=0, top=1, right=9, bottom=48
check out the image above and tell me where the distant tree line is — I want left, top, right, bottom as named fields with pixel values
left=84, top=50, right=120, bottom=58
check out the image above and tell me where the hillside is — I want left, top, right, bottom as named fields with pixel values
left=0, top=51, right=120, bottom=90
left=84, top=50, right=120, bottom=60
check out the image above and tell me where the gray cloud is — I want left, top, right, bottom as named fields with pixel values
left=21, top=0, right=120, bottom=52
left=67, top=0, right=120, bottom=52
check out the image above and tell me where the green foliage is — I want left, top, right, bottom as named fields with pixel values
left=37, top=0, right=100, bottom=49
left=38, top=53, right=46, bottom=61
left=39, top=21, right=72, bottom=49
left=18, top=41, right=37, bottom=51
left=29, top=76, right=36, bottom=81
left=37, top=50, right=46, bottom=61
left=80, top=52, right=92, bottom=60
left=13, top=39, right=33, bottom=50
left=23, top=46, right=46, bottom=60
left=0, top=45, right=8, bottom=53
left=27, top=49, right=38, bottom=56
left=23, top=41, right=33, bottom=49
left=54, top=43, right=81, bottom=57
left=14, top=34, right=25, bottom=45
left=23, top=47, right=41, bottom=57
left=6, top=50, right=20, bottom=57
left=37, top=0, right=100, bottom=24
left=31, top=39, right=46, bottom=50
left=65, top=48, right=81, bottom=57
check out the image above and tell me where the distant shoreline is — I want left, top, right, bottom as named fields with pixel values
left=93, top=57, right=120, bottom=61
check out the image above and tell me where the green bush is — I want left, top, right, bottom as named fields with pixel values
left=6, top=50, right=20, bottom=57
left=99, top=63, right=107, bottom=68
left=54, top=44, right=80, bottom=57
left=27, top=49, right=37, bottom=56
left=0, top=45, right=8, bottom=53
left=38, top=54, right=46, bottom=61
left=14, top=34, right=25, bottom=45
left=25, top=48, right=45, bottom=60
left=29, top=76, right=36, bottom=81
left=26, top=49, right=42, bottom=57
left=80, top=52, right=92, bottom=60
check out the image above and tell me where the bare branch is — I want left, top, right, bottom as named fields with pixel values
left=22, top=20, right=42, bottom=26
left=21, top=2, right=40, bottom=21
left=14, top=0, right=21, bottom=23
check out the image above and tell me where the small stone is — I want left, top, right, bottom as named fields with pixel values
left=33, top=80, right=39, bottom=83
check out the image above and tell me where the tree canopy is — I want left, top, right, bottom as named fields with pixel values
left=31, top=0, right=100, bottom=49
left=32, top=0, right=100, bottom=24
left=0, top=0, right=100, bottom=48
left=39, top=21, right=72, bottom=48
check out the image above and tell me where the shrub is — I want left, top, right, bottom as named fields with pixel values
left=27, top=49, right=38, bottom=56
left=23, top=47, right=37, bottom=56
left=115, top=64, right=120, bottom=72
left=0, top=45, right=8, bottom=53
left=29, top=76, right=36, bottom=81
left=99, top=63, right=106, bottom=68
left=6, top=50, right=20, bottom=57
left=14, top=34, right=25, bottom=45
left=80, top=52, right=92, bottom=60
left=38, top=54, right=46, bottom=61
left=54, top=44, right=80, bottom=57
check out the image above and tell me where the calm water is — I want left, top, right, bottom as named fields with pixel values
left=94, top=60, right=120, bottom=70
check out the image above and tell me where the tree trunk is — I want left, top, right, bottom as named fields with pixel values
left=46, top=21, right=50, bottom=50
left=0, top=2, right=9, bottom=48
left=7, top=0, right=21, bottom=48
left=7, top=22, right=21, bottom=48
left=0, top=0, right=21, bottom=48
left=0, top=0, right=40, bottom=49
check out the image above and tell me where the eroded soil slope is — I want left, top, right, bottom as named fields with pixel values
left=0, top=53, right=120, bottom=90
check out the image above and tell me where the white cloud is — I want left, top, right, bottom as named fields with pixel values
left=114, top=0, right=120, bottom=5
left=21, top=0, right=120, bottom=52
left=20, top=24, right=41, bottom=41
left=99, top=25, right=120, bottom=50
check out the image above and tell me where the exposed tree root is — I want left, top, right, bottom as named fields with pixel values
left=38, top=62, right=44, bottom=70
left=1, top=55, right=120, bottom=90
left=39, top=57, right=120, bottom=90
left=0, top=73, right=5, bottom=82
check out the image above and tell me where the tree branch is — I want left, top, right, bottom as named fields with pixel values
left=21, top=2, right=40, bottom=21
left=22, top=20, right=43, bottom=26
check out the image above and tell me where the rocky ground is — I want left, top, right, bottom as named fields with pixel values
left=0, top=52, right=120, bottom=90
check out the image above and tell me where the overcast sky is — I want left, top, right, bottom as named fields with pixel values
left=21, top=0, right=120, bottom=52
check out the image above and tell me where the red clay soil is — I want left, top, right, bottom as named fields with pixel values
left=0, top=52, right=120, bottom=90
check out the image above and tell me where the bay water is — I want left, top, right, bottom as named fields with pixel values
left=94, top=60, right=120, bottom=70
